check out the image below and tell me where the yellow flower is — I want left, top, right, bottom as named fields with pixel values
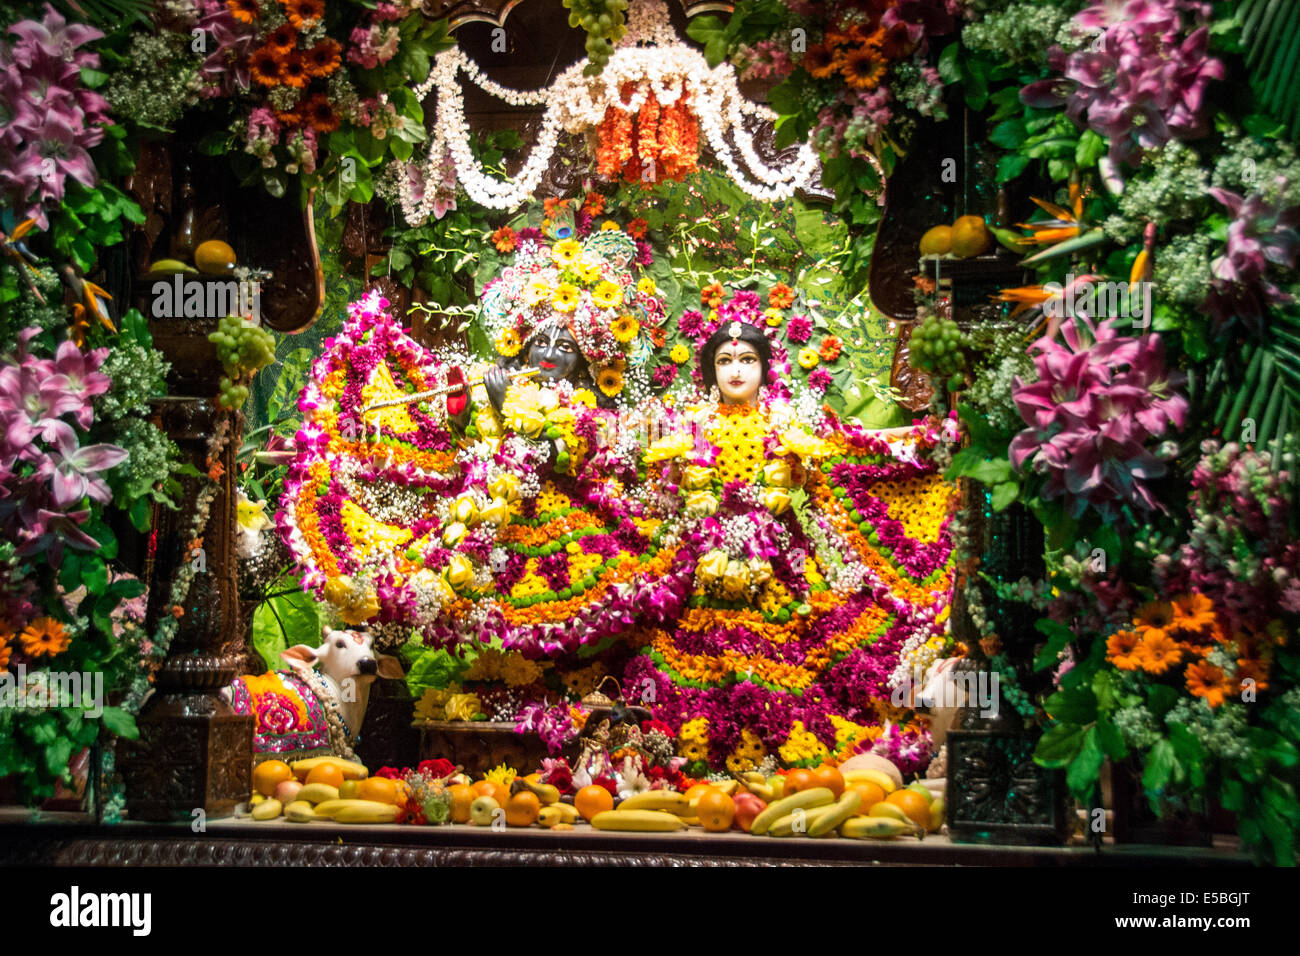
left=764, top=488, right=791, bottom=515
left=776, top=427, right=830, bottom=460
left=764, top=307, right=784, bottom=327
left=682, top=465, right=713, bottom=489
left=638, top=276, right=658, bottom=296
left=484, top=762, right=517, bottom=788
left=596, top=367, right=624, bottom=396
left=495, top=328, right=523, bottom=357
left=551, top=239, right=581, bottom=265
left=669, top=342, right=689, bottom=364
left=685, top=490, right=718, bottom=516
left=593, top=281, right=623, bottom=309
left=695, top=549, right=729, bottom=586
left=798, top=347, right=820, bottom=369
left=443, top=554, right=476, bottom=590
left=577, top=258, right=603, bottom=284
left=445, top=692, right=481, bottom=721
left=523, top=277, right=552, bottom=307
left=415, top=687, right=453, bottom=720
left=680, top=717, right=709, bottom=743
left=572, top=388, right=597, bottom=407
left=600, top=220, right=620, bottom=231
left=610, top=314, right=639, bottom=342
left=552, top=283, right=580, bottom=312
left=644, top=431, right=693, bottom=463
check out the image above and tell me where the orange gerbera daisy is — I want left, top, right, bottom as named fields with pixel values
left=768, top=282, right=795, bottom=309
left=303, top=93, right=339, bottom=133
left=278, top=51, right=310, bottom=88
left=250, top=46, right=282, bottom=86
left=19, top=617, right=70, bottom=658
left=276, top=107, right=302, bottom=128
left=1235, top=657, right=1269, bottom=693
left=0, top=639, right=11, bottom=669
left=303, top=39, right=342, bottom=78
left=266, top=24, right=298, bottom=53
left=626, top=218, right=648, bottom=240
left=1133, top=600, right=1175, bottom=638
left=1171, top=592, right=1216, bottom=637
left=840, top=47, right=888, bottom=90
left=226, top=0, right=259, bottom=24
left=701, top=282, right=725, bottom=308
left=1137, top=631, right=1183, bottom=675
left=282, top=0, right=324, bottom=29
left=583, top=191, right=605, bottom=216
left=802, top=43, right=840, bottom=80
left=819, top=336, right=842, bottom=362
left=1185, top=661, right=1235, bottom=708
left=1107, top=629, right=1146, bottom=671
left=492, top=226, right=518, bottom=253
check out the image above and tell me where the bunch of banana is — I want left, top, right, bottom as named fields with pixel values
left=734, top=772, right=776, bottom=802
left=843, top=769, right=896, bottom=793
left=618, top=791, right=691, bottom=814
left=296, top=783, right=340, bottom=805
left=590, top=809, right=687, bottom=832
left=749, top=787, right=835, bottom=836
left=333, top=803, right=401, bottom=824
left=285, top=800, right=317, bottom=823
left=251, top=798, right=283, bottom=821
left=290, top=756, right=369, bottom=781
left=537, top=804, right=581, bottom=828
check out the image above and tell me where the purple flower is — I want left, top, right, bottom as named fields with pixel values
left=786, top=314, right=812, bottom=344
left=652, top=364, right=678, bottom=388
left=806, top=367, right=832, bottom=393
left=677, top=309, right=704, bottom=340
left=1202, top=181, right=1300, bottom=333
left=40, top=428, right=127, bottom=508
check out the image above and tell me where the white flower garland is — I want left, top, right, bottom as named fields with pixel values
left=400, top=0, right=817, bottom=220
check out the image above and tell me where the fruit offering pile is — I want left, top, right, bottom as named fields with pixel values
left=908, top=313, right=971, bottom=393
left=210, top=314, right=276, bottom=409
left=243, top=755, right=945, bottom=842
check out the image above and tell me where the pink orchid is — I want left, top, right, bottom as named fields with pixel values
left=41, top=428, right=127, bottom=508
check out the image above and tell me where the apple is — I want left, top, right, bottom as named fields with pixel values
left=338, top=780, right=360, bottom=800
left=733, top=793, right=767, bottom=832
left=469, top=795, right=500, bottom=826
left=906, top=781, right=934, bottom=805
left=274, top=780, right=303, bottom=803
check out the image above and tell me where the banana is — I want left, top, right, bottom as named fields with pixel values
left=519, top=778, right=561, bottom=805
left=290, top=756, right=369, bottom=780
left=550, top=802, right=581, bottom=823
left=841, top=816, right=922, bottom=839
left=734, top=775, right=776, bottom=801
left=333, top=802, right=400, bottom=824
left=868, top=801, right=913, bottom=825
left=252, top=798, right=283, bottom=821
left=928, top=797, right=946, bottom=833
left=768, top=802, right=841, bottom=837
left=312, top=798, right=394, bottom=820
left=708, top=779, right=739, bottom=797
left=991, top=226, right=1035, bottom=254
left=552, top=823, right=575, bottom=831
left=807, top=790, right=862, bottom=837
left=591, top=809, right=686, bottom=832
left=296, top=783, right=340, bottom=805
left=678, top=815, right=700, bottom=826
left=739, top=771, right=766, bottom=786
left=147, top=258, right=199, bottom=275
left=844, top=769, right=897, bottom=793
left=285, top=800, right=317, bottom=823
left=750, top=787, right=835, bottom=835
left=538, top=806, right=564, bottom=828
left=618, top=791, right=691, bottom=814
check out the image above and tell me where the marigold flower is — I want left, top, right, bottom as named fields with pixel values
left=669, top=343, right=689, bottom=364
left=818, top=336, right=842, bottom=362
left=798, top=347, right=820, bottom=370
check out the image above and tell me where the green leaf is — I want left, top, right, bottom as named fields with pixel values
left=989, top=119, right=1027, bottom=149
left=1075, top=129, right=1106, bottom=168
left=1067, top=726, right=1104, bottom=796
left=1147, top=683, right=1178, bottom=718
left=937, top=42, right=960, bottom=84
left=100, top=707, right=139, bottom=740
left=1143, top=738, right=1176, bottom=792
left=129, top=496, right=152, bottom=531
left=1035, top=723, right=1087, bottom=767
left=252, top=579, right=323, bottom=670
left=81, top=558, right=109, bottom=595
left=1096, top=717, right=1129, bottom=761
left=989, top=481, right=1020, bottom=511
left=1045, top=686, right=1097, bottom=724
left=45, top=736, right=74, bottom=777
left=997, top=153, right=1031, bottom=183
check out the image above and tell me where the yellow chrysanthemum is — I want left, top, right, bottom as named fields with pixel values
left=610, top=313, right=639, bottom=342
left=669, top=342, right=689, bottom=364
left=764, top=307, right=784, bottom=327
left=798, top=347, right=820, bottom=369
left=680, top=717, right=709, bottom=743
left=572, top=388, right=597, bottom=407
left=637, top=276, right=658, bottom=296
left=551, top=239, right=581, bottom=265
left=596, top=367, right=625, bottom=397
left=495, top=327, right=523, bottom=357
left=552, top=283, right=580, bottom=312
left=484, top=763, right=517, bottom=789
left=593, top=281, right=623, bottom=310
left=600, top=220, right=620, bottom=231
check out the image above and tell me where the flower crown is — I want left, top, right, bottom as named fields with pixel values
left=479, top=199, right=666, bottom=399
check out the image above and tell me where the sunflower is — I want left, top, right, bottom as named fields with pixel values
left=1185, top=661, right=1234, bottom=708
left=798, top=347, right=820, bottom=370
left=1137, top=631, right=1183, bottom=675
left=492, top=226, right=517, bottom=254
left=593, top=280, right=624, bottom=310
left=669, top=342, right=689, bottom=364
left=266, top=23, right=298, bottom=53
left=610, top=314, right=639, bottom=342
left=19, top=617, right=70, bottom=658
left=551, top=239, right=582, bottom=266
left=495, top=328, right=523, bottom=357
left=802, top=43, right=840, bottom=80
left=303, top=93, right=339, bottom=133
left=250, top=46, right=282, bottom=86
left=551, top=283, right=580, bottom=312
left=226, top=0, right=259, bottom=24
left=303, top=39, right=342, bottom=77
left=596, top=367, right=624, bottom=397
left=283, top=0, right=324, bottom=30
left=1171, top=592, right=1216, bottom=637
left=1106, top=629, right=1145, bottom=671
left=278, top=51, right=310, bottom=88
left=840, top=47, right=888, bottom=90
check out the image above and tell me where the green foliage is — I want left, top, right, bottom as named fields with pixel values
left=402, top=644, right=470, bottom=700
left=1235, top=0, right=1300, bottom=140
left=251, top=576, right=324, bottom=670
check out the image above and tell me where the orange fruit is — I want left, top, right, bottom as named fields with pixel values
left=783, top=768, right=818, bottom=795
left=812, top=765, right=845, bottom=799
left=472, top=780, right=510, bottom=806
left=448, top=784, right=475, bottom=823
left=304, top=763, right=344, bottom=790
left=885, top=788, right=931, bottom=829
left=846, top=781, right=885, bottom=814
left=194, top=239, right=237, bottom=275
left=950, top=215, right=991, bottom=258
left=574, top=784, right=614, bottom=821
left=919, top=224, right=952, bottom=256
left=696, top=790, right=736, bottom=832
left=505, top=790, right=541, bottom=827
left=684, top=783, right=718, bottom=803
left=356, top=776, right=400, bottom=805
left=252, top=760, right=293, bottom=797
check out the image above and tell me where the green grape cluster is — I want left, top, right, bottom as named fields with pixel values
left=909, top=314, right=970, bottom=393
left=209, top=315, right=276, bottom=409
left=564, top=0, right=627, bottom=75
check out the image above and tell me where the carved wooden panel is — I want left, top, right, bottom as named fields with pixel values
left=416, top=721, right=550, bottom=778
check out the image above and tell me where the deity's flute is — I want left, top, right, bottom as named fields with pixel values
left=363, top=366, right=540, bottom=412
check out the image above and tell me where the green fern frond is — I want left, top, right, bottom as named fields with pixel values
left=49, top=0, right=153, bottom=29
left=1237, top=0, right=1300, bottom=141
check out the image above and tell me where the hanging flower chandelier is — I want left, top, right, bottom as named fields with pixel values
left=400, top=0, right=818, bottom=219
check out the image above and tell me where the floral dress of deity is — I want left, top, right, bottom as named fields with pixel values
left=623, top=395, right=959, bottom=774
